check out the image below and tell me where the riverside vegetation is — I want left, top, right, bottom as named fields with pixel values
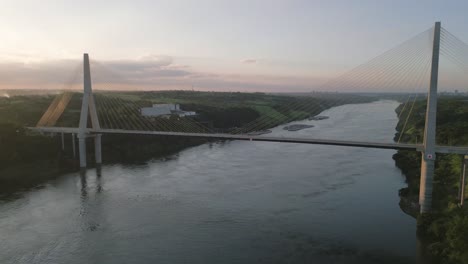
left=0, top=90, right=372, bottom=195
left=394, top=97, right=468, bottom=263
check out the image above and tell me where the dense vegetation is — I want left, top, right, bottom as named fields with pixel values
left=0, top=96, right=62, bottom=194
left=393, top=96, right=468, bottom=263
left=90, top=91, right=373, bottom=132
left=0, top=90, right=373, bottom=195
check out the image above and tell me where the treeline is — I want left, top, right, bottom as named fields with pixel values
left=0, top=122, right=63, bottom=194
left=393, top=96, right=468, bottom=263
left=94, top=90, right=375, bottom=132
left=0, top=123, right=59, bottom=168
left=0, top=91, right=374, bottom=195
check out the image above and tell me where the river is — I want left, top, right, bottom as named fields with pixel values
left=0, top=100, right=427, bottom=263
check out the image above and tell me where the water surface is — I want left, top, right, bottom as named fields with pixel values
left=0, top=101, right=420, bottom=263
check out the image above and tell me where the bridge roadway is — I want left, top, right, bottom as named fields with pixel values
left=28, top=127, right=468, bottom=155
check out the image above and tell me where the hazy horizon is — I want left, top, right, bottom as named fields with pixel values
left=2, top=0, right=468, bottom=92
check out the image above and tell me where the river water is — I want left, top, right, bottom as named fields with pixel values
left=1, top=100, right=425, bottom=263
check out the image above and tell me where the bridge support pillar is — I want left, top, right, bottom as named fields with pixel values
left=95, top=134, right=102, bottom=165
left=72, top=133, right=76, bottom=158
left=78, top=134, right=87, bottom=168
left=419, top=154, right=435, bottom=213
left=77, top=53, right=101, bottom=168
left=419, top=22, right=441, bottom=214
left=61, top=132, right=65, bottom=151
left=459, top=155, right=468, bottom=207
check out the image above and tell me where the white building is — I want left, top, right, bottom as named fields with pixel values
left=140, top=104, right=196, bottom=117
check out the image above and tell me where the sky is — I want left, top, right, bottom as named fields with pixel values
left=1, top=0, right=468, bottom=92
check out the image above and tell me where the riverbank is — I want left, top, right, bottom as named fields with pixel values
left=0, top=91, right=375, bottom=196
left=0, top=100, right=419, bottom=264
left=0, top=160, right=62, bottom=199
left=393, top=97, right=468, bottom=263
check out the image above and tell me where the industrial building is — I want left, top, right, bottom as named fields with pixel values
left=140, top=104, right=196, bottom=118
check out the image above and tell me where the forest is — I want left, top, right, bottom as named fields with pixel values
left=394, top=96, right=468, bottom=263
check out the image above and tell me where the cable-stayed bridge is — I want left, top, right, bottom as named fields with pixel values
left=28, top=22, right=468, bottom=213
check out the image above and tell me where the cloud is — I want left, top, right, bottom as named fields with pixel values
left=0, top=54, right=326, bottom=92
left=103, top=55, right=173, bottom=71
left=0, top=59, right=81, bottom=87
left=91, top=56, right=192, bottom=84
left=242, top=59, right=257, bottom=64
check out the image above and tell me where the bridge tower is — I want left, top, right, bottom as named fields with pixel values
left=419, top=22, right=441, bottom=213
left=78, top=53, right=102, bottom=168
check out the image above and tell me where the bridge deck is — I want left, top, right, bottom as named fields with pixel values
left=28, top=127, right=468, bottom=154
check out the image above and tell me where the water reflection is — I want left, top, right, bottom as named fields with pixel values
left=79, top=169, right=88, bottom=199
left=79, top=167, right=105, bottom=233
left=96, top=165, right=103, bottom=193
left=0, top=101, right=431, bottom=263
left=79, top=166, right=104, bottom=198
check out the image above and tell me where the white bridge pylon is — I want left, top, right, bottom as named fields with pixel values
left=78, top=53, right=102, bottom=168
